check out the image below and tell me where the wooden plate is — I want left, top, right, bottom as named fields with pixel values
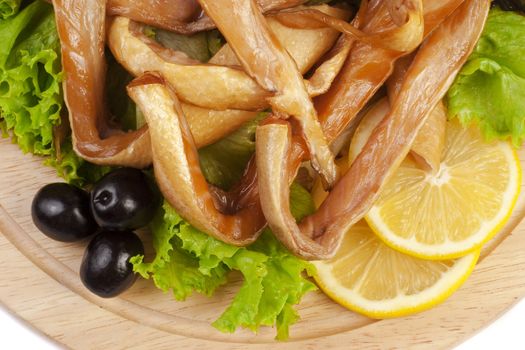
left=0, top=137, right=524, bottom=349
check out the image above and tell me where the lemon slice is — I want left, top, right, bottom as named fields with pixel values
left=366, top=119, right=521, bottom=259
left=313, top=221, right=479, bottom=319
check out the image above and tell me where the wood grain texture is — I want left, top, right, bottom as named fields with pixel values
left=0, top=137, right=524, bottom=349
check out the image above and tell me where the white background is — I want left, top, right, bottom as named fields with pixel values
left=0, top=298, right=524, bottom=349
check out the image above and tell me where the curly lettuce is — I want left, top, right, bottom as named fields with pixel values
left=45, top=141, right=112, bottom=187
left=131, top=183, right=317, bottom=340
left=0, top=1, right=62, bottom=156
left=0, top=0, right=21, bottom=20
left=447, top=8, right=525, bottom=147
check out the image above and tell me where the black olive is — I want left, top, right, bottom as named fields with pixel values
left=90, top=168, right=160, bottom=231
left=80, top=230, right=144, bottom=298
left=31, top=183, right=98, bottom=242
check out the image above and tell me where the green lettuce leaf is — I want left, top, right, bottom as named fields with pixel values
left=289, top=181, right=317, bottom=222
left=131, top=183, right=317, bottom=340
left=152, top=28, right=225, bottom=63
left=131, top=208, right=229, bottom=300
left=207, top=30, right=225, bottom=57
left=0, top=0, right=21, bottom=20
left=155, top=29, right=211, bottom=63
left=213, top=228, right=317, bottom=337
left=199, top=113, right=265, bottom=189
left=447, top=8, right=525, bottom=147
left=0, top=0, right=62, bottom=156
left=46, top=140, right=112, bottom=187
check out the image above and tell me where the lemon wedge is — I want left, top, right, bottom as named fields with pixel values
left=365, top=119, right=521, bottom=259
left=313, top=221, right=480, bottom=318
